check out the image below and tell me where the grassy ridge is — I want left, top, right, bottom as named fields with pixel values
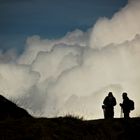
left=0, top=95, right=139, bottom=140
left=0, top=117, right=140, bottom=140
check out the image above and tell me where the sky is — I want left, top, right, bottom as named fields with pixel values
left=2, top=0, right=140, bottom=120
left=0, top=0, right=127, bottom=52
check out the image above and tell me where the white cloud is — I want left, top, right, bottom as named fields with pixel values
left=44, top=34, right=140, bottom=119
left=0, top=0, right=140, bottom=119
left=90, top=0, right=140, bottom=48
left=0, top=63, right=39, bottom=98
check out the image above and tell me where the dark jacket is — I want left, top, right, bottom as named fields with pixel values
left=103, top=96, right=116, bottom=109
left=121, top=97, right=132, bottom=113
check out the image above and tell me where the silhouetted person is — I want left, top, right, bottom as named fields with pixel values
left=120, top=92, right=134, bottom=118
left=102, top=92, right=117, bottom=119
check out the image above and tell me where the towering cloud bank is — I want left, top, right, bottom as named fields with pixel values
left=90, top=0, right=140, bottom=48
left=0, top=0, right=140, bottom=119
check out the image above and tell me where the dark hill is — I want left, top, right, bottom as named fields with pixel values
left=0, top=95, right=140, bottom=140
left=0, top=95, right=32, bottom=120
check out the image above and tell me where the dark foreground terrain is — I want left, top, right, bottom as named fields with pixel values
left=0, top=95, right=140, bottom=140
left=1, top=116, right=140, bottom=140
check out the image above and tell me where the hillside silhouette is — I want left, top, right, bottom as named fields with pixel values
left=0, top=95, right=32, bottom=120
left=0, top=95, right=139, bottom=140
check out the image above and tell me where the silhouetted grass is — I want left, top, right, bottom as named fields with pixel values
left=63, top=114, right=84, bottom=121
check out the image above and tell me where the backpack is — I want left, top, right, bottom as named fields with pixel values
left=129, top=99, right=134, bottom=110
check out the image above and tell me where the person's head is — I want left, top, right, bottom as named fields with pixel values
left=108, top=92, right=113, bottom=97
left=122, top=92, right=127, bottom=99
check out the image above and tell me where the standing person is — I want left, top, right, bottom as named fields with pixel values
left=120, top=92, right=134, bottom=118
left=102, top=92, right=117, bottom=119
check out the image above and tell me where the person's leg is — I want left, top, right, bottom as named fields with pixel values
left=107, top=108, right=114, bottom=119
left=105, top=109, right=108, bottom=119
left=111, top=109, right=114, bottom=118
left=124, top=112, right=130, bottom=118
left=109, top=109, right=114, bottom=118
left=103, top=109, right=106, bottom=119
left=105, top=108, right=110, bottom=119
